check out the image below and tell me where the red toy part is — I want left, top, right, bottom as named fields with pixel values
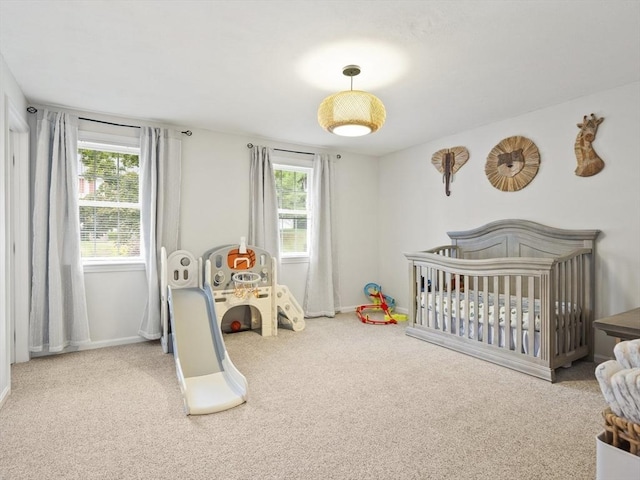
left=355, top=290, right=397, bottom=325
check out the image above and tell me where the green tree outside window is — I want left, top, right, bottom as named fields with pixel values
left=274, top=167, right=311, bottom=255
left=78, top=147, right=141, bottom=259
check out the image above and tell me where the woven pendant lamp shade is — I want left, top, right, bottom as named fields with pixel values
left=318, top=90, right=386, bottom=136
left=317, top=65, right=386, bottom=137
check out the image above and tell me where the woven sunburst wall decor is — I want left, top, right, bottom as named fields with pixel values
left=485, top=136, right=540, bottom=192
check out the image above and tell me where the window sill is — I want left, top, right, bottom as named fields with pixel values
left=83, top=261, right=145, bottom=273
left=281, top=255, right=309, bottom=265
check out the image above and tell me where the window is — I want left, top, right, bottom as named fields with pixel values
left=77, top=140, right=141, bottom=263
left=274, top=164, right=312, bottom=258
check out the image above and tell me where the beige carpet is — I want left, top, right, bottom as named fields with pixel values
left=1, top=313, right=606, bottom=480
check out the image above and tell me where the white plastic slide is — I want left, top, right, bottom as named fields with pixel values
left=169, top=287, right=248, bottom=415
left=162, top=247, right=247, bottom=415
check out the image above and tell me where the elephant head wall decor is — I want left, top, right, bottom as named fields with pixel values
left=431, top=146, right=469, bottom=196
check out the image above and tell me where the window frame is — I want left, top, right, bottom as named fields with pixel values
left=273, top=157, right=313, bottom=263
left=77, top=131, right=143, bottom=270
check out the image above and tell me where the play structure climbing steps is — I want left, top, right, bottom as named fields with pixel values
left=274, top=284, right=305, bottom=332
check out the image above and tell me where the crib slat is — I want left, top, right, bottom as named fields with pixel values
left=540, top=274, right=550, bottom=361
left=421, top=265, right=427, bottom=328
left=551, top=263, right=558, bottom=357
left=558, top=261, right=566, bottom=355
left=416, top=264, right=423, bottom=327
left=563, top=260, right=568, bottom=353
left=528, top=276, right=535, bottom=356
left=493, top=276, right=500, bottom=348
left=438, top=268, right=445, bottom=331
left=504, top=275, right=511, bottom=351
left=418, top=265, right=424, bottom=327
left=482, top=276, right=489, bottom=345
left=564, top=259, right=571, bottom=352
left=425, top=264, right=430, bottom=328
left=417, top=265, right=423, bottom=327
left=445, top=270, right=452, bottom=334
left=460, top=273, right=467, bottom=339
left=564, top=259, right=571, bottom=354
left=578, top=255, right=585, bottom=348
left=454, top=273, right=460, bottom=335
left=570, top=257, right=577, bottom=351
left=471, top=276, right=478, bottom=341
left=516, top=276, right=523, bottom=355
left=563, top=260, right=570, bottom=352
left=556, top=265, right=561, bottom=359
left=585, top=251, right=594, bottom=355
left=429, top=266, right=436, bottom=329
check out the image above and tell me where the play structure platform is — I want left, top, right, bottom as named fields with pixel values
left=160, top=240, right=305, bottom=415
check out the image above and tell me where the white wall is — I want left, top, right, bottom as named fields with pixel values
left=26, top=120, right=380, bottom=352
left=378, top=82, right=640, bottom=359
left=179, top=129, right=380, bottom=310
left=0, top=53, right=28, bottom=407
left=82, top=268, right=147, bottom=345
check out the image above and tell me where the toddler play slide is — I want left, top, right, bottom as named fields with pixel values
left=168, top=286, right=248, bottom=415
left=161, top=243, right=305, bottom=415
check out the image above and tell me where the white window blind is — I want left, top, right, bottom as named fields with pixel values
left=77, top=140, right=141, bottom=262
left=274, top=164, right=312, bottom=257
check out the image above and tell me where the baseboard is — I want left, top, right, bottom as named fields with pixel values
left=30, top=336, right=150, bottom=358
left=80, top=336, right=150, bottom=350
left=594, top=353, right=613, bottom=364
left=0, top=384, right=10, bottom=410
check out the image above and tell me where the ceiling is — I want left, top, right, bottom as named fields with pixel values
left=1, top=1, right=639, bottom=157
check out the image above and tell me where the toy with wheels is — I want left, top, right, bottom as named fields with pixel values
left=356, top=283, right=407, bottom=325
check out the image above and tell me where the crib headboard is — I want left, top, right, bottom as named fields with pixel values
left=448, top=219, right=600, bottom=260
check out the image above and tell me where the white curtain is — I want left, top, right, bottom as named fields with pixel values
left=29, top=110, right=91, bottom=352
left=304, top=154, right=340, bottom=317
left=138, top=127, right=182, bottom=339
left=248, top=145, right=280, bottom=261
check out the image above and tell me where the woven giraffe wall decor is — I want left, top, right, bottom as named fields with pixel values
left=575, top=113, right=605, bottom=177
left=431, top=146, right=469, bottom=196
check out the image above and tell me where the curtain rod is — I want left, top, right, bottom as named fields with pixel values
left=247, top=143, right=340, bottom=159
left=27, top=106, right=192, bottom=136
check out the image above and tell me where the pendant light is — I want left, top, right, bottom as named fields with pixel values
left=317, top=65, right=386, bottom=137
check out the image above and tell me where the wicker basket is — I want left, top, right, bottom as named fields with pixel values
left=603, top=407, right=640, bottom=456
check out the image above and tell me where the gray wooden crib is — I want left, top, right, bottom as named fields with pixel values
left=404, top=219, right=600, bottom=382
